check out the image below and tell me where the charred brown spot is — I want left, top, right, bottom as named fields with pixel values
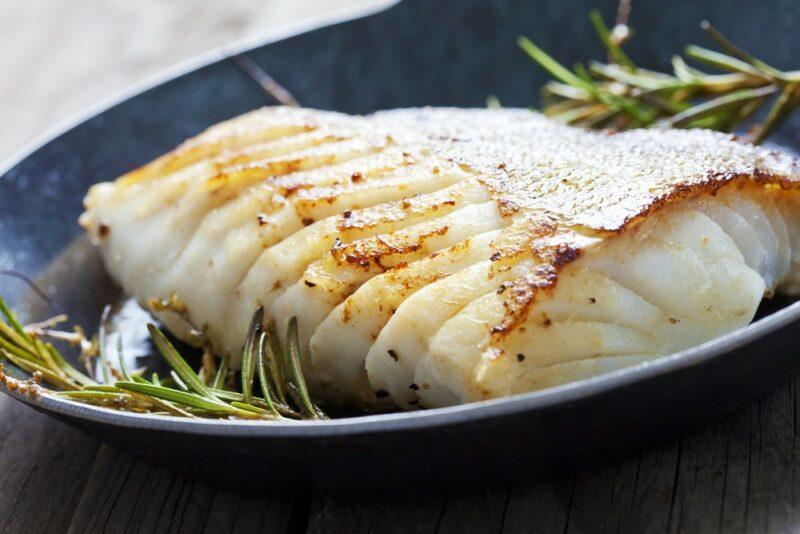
left=301, top=217, right=314, bottom=226
left=615, top=173, right=793, bottom=234
left=492, top=265, right=560, bottom=338
left=98, top=224, right=110, bottom=238
left=669, top=317, right=679, bottom=324
left=256, top=214, right=269, bottom=226
left=516, top=353, right=525, bottom=362
left=497, top=198, right=521, bottom=216
left=551, top=243, right=582, bottom=267
left=490, top=252, right=502, bottom=261
left=283, top=183, right=307, bottom=197
left=387, top=349, right=398, bottom=361
left=589, top=297, right=596, bottom=303
left=351, top=172, right=363, bottom=183
left=332, top=226, right=448, bottom=270
left=375, top=389, right=389, bottom=399
left=304, top=280, right=317, bottom=288
left=409, top=383, right=419, bottom=391
left=342, top=210, right=352, bottom=219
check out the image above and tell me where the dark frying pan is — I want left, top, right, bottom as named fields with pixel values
left=2, top=0, right=799, bottom=490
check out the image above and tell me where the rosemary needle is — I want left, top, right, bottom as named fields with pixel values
left=240, top=307, right=263, bottom=405
left=285, top=318, right=327, bottom=420
left=0, top=296, right=326, bottom=421
left=147, top=324, right=217, bottom=400
left=264, top=320, right=288, bottom=405
left=518, top=10, right=800, bottom=142
left=212, top=352, right=229, bottom=390
left=255, top=332, right=281, bottom=417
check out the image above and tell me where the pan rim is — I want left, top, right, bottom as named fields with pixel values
left=7, top=297, right=800, bottom=437
left=2, top=0, right=799, bottom=439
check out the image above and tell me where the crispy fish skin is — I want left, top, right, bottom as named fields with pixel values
left=80, top=107, right=800, bottom=408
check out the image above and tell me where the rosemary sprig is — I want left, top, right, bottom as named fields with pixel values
left=240, top=307, right=263, bottom=406
left=285, top=317, right=326, bottom=420
left=147, top=323, right=217, bottom=400
left=0, top=296, right=326, bottom=421
left=518, top=10, right=800, bottom=143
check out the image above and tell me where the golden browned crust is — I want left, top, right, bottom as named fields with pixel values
left=369, top=109, right=800, bottom=339
left=83, top=106, right=800, bottom=347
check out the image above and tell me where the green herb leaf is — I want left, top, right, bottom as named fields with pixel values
left=256, top=331, right=281, bottom=417
left=264, top=320, right=287, bottom=405
left=518, top=36, right=593, bottom=90
left=116, top=336, right=131, bottom=381
left=284, top=318, right=327, bottom=420
left=240, top=307, right=263, bottom=405
left=115, top=381, right=255, bottom=417
left=589, top=9, right=635, bottom=69
left=754, top=83, right=800, bottom=143
left=212, top=353, right=230, bottom=390
left=699, top=21, right=785, bottom=81
left=518, top=9, right=800, bottom=143
left=147, top=324, right=217, bottom=400
left=668, top=85, right=777, bottom=128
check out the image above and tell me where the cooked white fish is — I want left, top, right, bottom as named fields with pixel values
left=80, top=106, right=800, bottom=409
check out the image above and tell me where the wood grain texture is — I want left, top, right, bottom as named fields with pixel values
left=2, top=378, right=800, bottom=532
left=0, top=396, right=100, bottom=534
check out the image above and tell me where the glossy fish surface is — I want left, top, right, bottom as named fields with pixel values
left=80, top=106, right=800, bottom=409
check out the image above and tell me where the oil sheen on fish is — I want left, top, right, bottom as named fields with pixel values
left=79, top=107, right=800, bottom=409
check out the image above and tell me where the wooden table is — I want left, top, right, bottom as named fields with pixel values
left=1, top=376, right=798, bottom=533
left=2, top=2, right=799, bottom=532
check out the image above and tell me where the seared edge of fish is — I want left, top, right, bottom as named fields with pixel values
left=80, top=106, right=800, bottom=408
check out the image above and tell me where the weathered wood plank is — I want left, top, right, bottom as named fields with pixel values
left=501, top=476, right=574, bottom=532
left=306, top=495, right=447, bottom=534
left=302, top=381, right=800, bottom=534
left=65, top=445, right=295, bottom=534
left=306, top=487, right=510, bottom=534
left=7, top=380, right=800, bottom=533
left=0, top=397, right=100, bottom=534
left=739, top=380, right=796, bottom=532
left=436, top=488, right=510, bottom=533
left=562, top=443, right=680, bottom=533
left=666, top=422, right=729, bottom=532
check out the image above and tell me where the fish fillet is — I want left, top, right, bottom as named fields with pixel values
left=80, top=107, right=800, bottom=409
